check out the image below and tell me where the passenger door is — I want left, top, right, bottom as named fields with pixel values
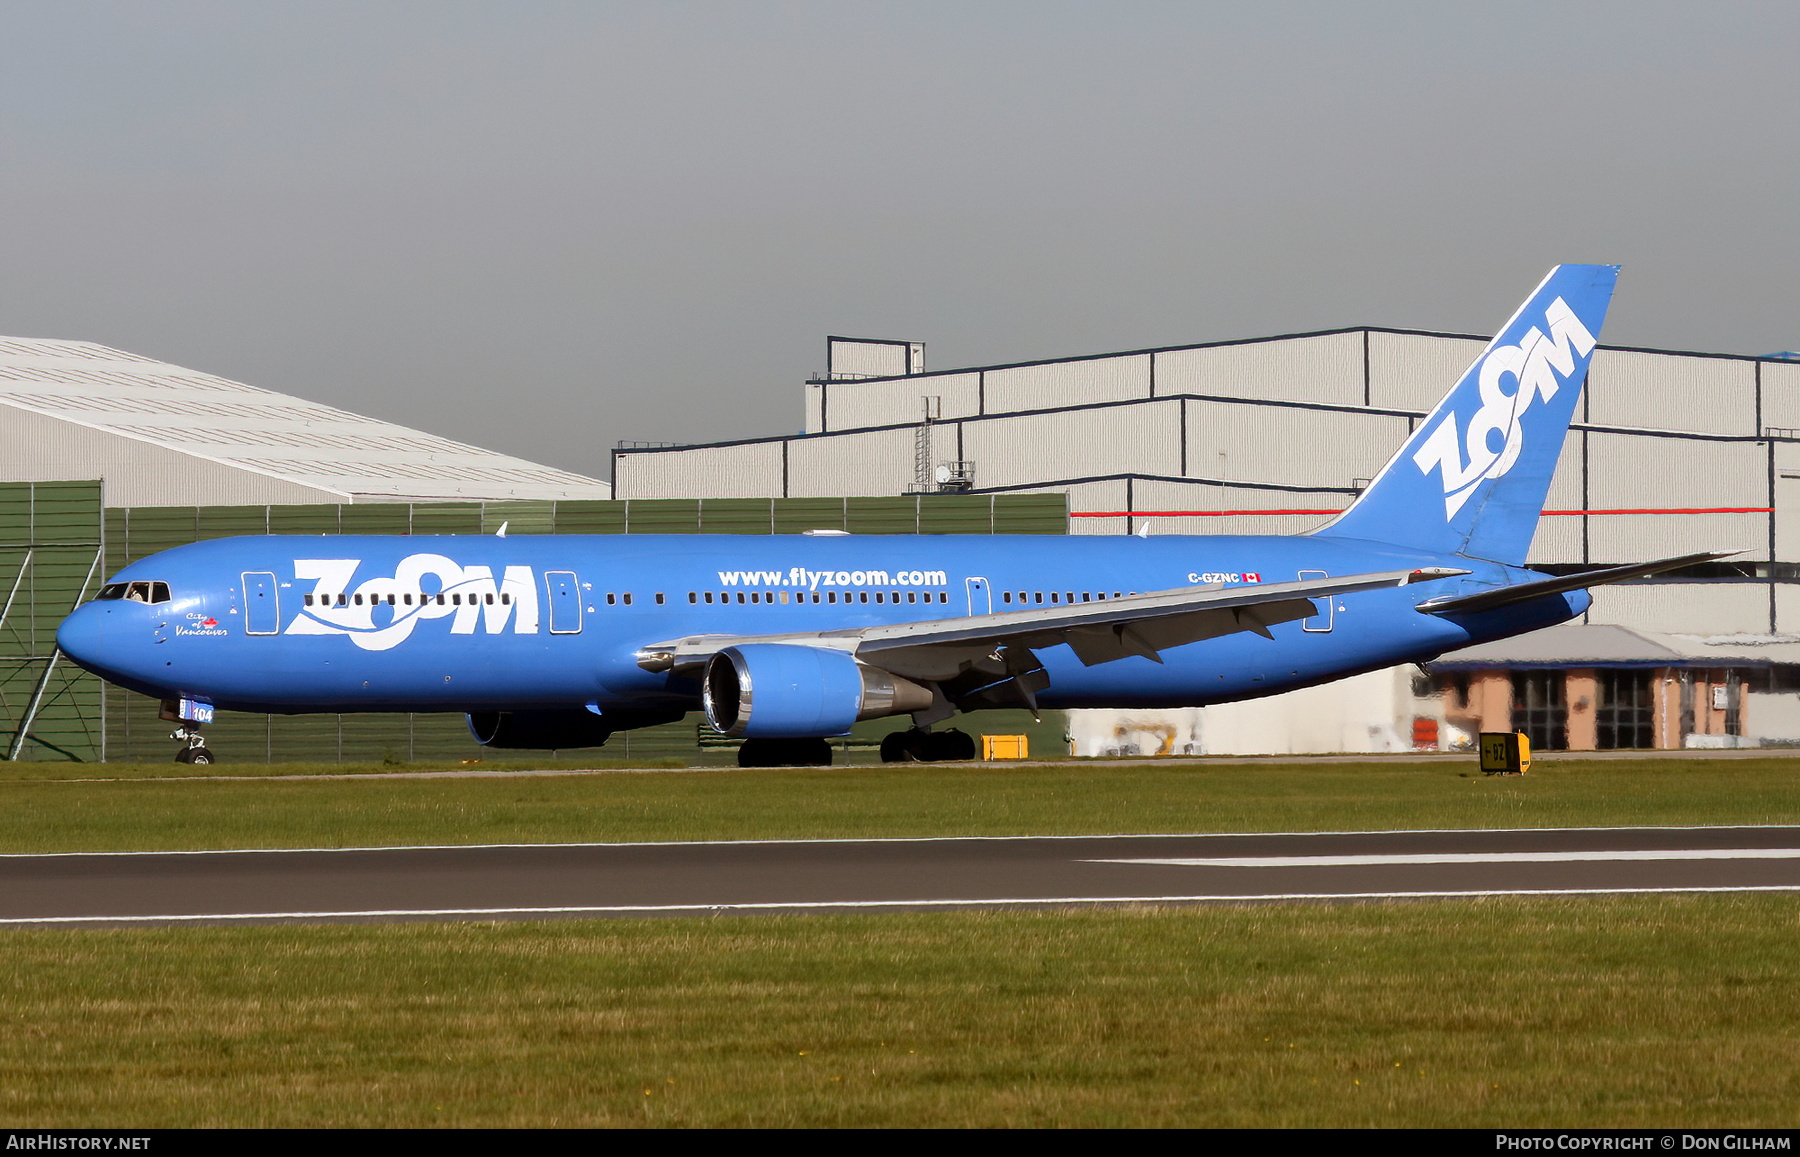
left=1298, top=569, right=1332, bottom=632
left=965, top=576, right=991, bottom=615
left=242, top=572, right=279, bottom=635
left=545, top=571, right=583, bottom=634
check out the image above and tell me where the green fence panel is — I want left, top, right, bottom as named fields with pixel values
left=625, top=499, right=701, bottom=534
left=28, top=546, right=102, bottom=655
left=0, top=486, right=31, bottom=547
left=0, top=551, right=32, bottom=659
left=993, top=492, right=1068, bottom=534
left=197, top=505, right=269, bottom=540
left=409, top=504, right=483, bottom=536
left=267, top=505, right=342, bottom=535
left=698, top=499, right=774, bottom=535
left=104, top=509, right=128, bottom=576
left=552, top=501, right=627, bottom=535
left=120, top=507, right=199, bottom=563
left=339, top=504, right=415, bottom=536
left=481, top=501, right=556, bottom=536
left=30, top=482, right=102, bottom=544
left=918, top=494, right=993, bottom=535
left=846, top=496, right=918, bottom=535
left=771, top=497, right=847, bottom=534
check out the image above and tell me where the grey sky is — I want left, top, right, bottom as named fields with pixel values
left=2, top=1, right=1796, bottom=481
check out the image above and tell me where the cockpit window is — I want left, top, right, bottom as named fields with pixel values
left=97, top=581, right=171, bottom=604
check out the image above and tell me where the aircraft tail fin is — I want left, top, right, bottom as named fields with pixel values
left=1315, top=264, right=1619, bottom=565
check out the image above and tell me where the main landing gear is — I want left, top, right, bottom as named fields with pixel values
left=879, top=727, right=976, bottom=763
left=171, top=724, right=215, bottom=765
left=737, top=737, right=834, bottom=768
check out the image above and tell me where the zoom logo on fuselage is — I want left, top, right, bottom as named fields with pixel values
left=286, top=554, right=540, bottom=652
left=1410, top=295, right=1596, bottom=519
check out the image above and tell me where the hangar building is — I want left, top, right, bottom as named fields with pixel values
left=614, top=330, right=1800, bottom=753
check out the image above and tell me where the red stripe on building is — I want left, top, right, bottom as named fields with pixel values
left=1069, top=506, right=1773, bottom=519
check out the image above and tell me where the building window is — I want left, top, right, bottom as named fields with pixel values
left=1511, top=672, right=1568, bottom=751
left=1596, top=670, right=1655, bottom=749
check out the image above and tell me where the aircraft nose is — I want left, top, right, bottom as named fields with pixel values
left=55, top=604, right=106, bottom=670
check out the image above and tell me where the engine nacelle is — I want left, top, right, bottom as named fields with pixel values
left=467, top=707, right=684, bottom=749
left=702, top=644, right=934, bottom=738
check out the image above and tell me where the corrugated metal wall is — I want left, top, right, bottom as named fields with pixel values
left=786, top=427, right=919, bottom=497
left=962, top=402, right=1182, bottom=489
left=1155, top=332, right=1363, bottom=406
left=1587, top=349, right=1757, bottom=436
left=1366, top=332, right=1487, bottom=412
left=1182, top=400, right=1406, bottom=489
left=983, top=354, right=1151, bottom=414
left=810, top=371, right=982, bottom=433
left=613, top=440, right=785, bottom=500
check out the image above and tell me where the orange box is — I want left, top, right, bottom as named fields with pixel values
left=981, top=734, right=1028, bottom=760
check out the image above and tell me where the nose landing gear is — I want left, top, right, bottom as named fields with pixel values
left=160, top=698, right=217, bottom=765
left=171, top=725, right=215, bottom=764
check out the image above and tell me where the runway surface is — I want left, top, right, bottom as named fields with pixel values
left=5, top=825, right=1800, bottom=926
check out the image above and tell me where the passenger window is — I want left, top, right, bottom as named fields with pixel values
left=624, top=593, right=633, bottom=606
left=812, top=593, right=821, bottom=603
left=304, top=593, right=314, bottom=606
left=484, top=593, right=494, bottom=605
left=859, top=592, right=868, bottom=604
left=338, top=594, right=348, bottom=607
left=655, top=593, right=664, bottom=605
left=828, top=592, right=837, bottom=604
left=704, top=592, right=713, bottom=604
left=736, top=593, right=745, bottom=604
left=502, top=594, right=510, bottom=605
left=690, top=592, right=698, bottom=604
left=780, top=591, right=790, bottom=604
left=388, top=594, right=396, bottom=606
left=1002, top=592, right=1011, bottom=604
left=607, top=593, right=616, bottom=606
left=750, top=592, right=759, bottom=604
left=874, top=592, right=883, bottom=604
left=910, top=592, right=918, bottom=604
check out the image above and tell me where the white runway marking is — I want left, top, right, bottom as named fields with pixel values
left=1094, top=849, right=1800, bottom=868
left=6, top=885, right=1800, bottom=925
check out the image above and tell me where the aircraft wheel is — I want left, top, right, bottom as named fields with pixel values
left=925, top=728, right=977, bottom=762
left=881, top=729, right=934, bottom=763
left=175, top=746, right=215, bottom=765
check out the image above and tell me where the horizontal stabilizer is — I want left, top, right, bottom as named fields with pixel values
left=1415, top=551, right=1740, bottom=616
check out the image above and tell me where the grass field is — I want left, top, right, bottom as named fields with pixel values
left=4, top=896, right=1797, bottom=1127
left=4, top=755, right=1797, bottom=1126
left=1, top=755, right=1797, bottom=854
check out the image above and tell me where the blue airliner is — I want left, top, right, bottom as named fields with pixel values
left=55, top=265, right=1719, bottom=765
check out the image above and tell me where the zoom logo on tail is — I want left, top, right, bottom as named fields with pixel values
left=1315, top=264, right=1618, bottom=566
left=1410, top=296, right=1597, bottom=518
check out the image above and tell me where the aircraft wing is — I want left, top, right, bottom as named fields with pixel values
left=637, top=567, right=1460, bottom=686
